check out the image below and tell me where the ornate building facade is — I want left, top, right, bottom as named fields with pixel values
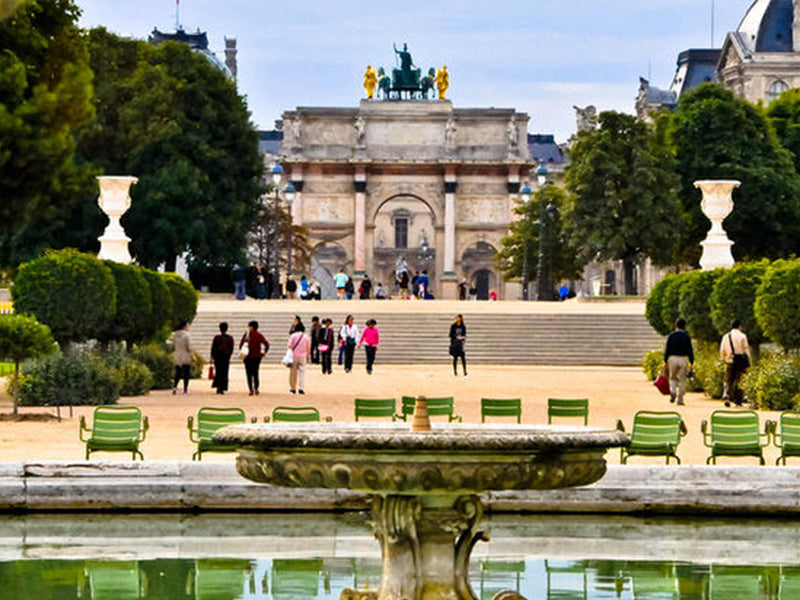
left=280, top=100, right=533, bottom=299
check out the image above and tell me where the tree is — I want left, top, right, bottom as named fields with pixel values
left=755, top=259, right=800, bottom=351
left=677, top=269, right=723, bottom=343
left=670, top=84, right=800, bottom=264
left=565, top=111, right=682, bottom=295
left=0, top=0, right=96, bottom=266
left=767, top=87, right=800, bottom=173
left=12, top=249, right=116, bottom=345
left=0, top=314, right=56, bottom=415
left=495, top=184, right=585, bottom=286
left=80, top=31, right=265, bottom=270
left=247, top=194, right=313, bottom=283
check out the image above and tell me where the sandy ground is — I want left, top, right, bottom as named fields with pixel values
left=0, top=362, right=783, bottom=466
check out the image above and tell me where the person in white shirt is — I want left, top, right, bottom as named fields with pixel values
left=719, top=319, right=751, bottom=407
left=340, top=314, right=360, bottom=373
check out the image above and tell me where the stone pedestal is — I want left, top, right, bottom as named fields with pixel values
left=97, top=176, right=138, bottom=264
left=695, top=179, right=739, bottom=271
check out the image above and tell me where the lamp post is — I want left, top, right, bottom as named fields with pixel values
left=535, top=163, right=554, bottom=302
left=519, top=181, right=533, bottom=301
left=283, top=181, right=296, bottom=276
left=269, top=163, right=284, bottom=298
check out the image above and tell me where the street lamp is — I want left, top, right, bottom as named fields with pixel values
left=283, top=181, right=296, bottom=276
left=269, top=163, right=286, bottom=299
left=519, top=181, right=533, bottom=301
left=535, top=162, right=554, bottom=301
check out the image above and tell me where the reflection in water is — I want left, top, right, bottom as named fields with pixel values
left=2, top=513, right=800, bottom=599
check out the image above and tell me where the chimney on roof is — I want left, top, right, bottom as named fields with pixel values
left=225, top=37, right=237, bottom=81
left=794, top=1, right=800, bottom=52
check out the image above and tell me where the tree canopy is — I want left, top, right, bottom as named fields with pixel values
left=0, top=314, right=56, bottom=414
left=564, top=111, right=682, bottom=294
left=670, top=84, right=800, bottom=265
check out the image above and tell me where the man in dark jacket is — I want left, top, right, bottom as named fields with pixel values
left=664, top=318, right=694, bottom=406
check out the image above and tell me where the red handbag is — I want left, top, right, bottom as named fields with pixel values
left=208, top=364, right=215, bottom=380
left=653, top=363, right=670, bottom=395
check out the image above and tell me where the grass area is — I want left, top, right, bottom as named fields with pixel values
left=0, top=362, right=14, bottom=377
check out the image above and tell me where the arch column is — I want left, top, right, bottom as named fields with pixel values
left=354, top=165, right=367, bottom=276
left=290, top=166, right=304, bottom=224
left=441, top=165, right=458, bottom=299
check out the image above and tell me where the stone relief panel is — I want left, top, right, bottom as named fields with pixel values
left=370, top=122, right=443, bottom=146
left=305, top=120, right=355, bottom=145
left=459, top=122, right=506, bottom=146
left=303, top=195, right=354, bottom=224
left=457, top=181, right=508, bottom=196
left=457, top=198, right=509, bottom=224
left=303, top=179, right=353, bottom=195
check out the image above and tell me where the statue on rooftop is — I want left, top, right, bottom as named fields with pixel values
left=436, top=65, right=449, bottom=100
left=364, top=65, right=377, bottom=99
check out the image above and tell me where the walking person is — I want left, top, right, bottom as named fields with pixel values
left=231, top=263, right=247, bottom=300
left=334, top=268, right=348, bottom=300
left=285, top=276, right=297, bottom=299
left=345, top=276, right=355, bottom=300
left=359, top=274, right=373, bottom=299
left=664, top=318, right=694, bottom=406
left=359, top=319, right=380, bottom=374
left=287, top=322, right=310, bottom=394
left=318, top=318, right=335, bottom=375
left=210, top=322, right=234, bottom=394
left=469, top=281, right=478, bottom=301
left=340, top=315, right=359, bottom=373
left=172, top=320, right=193, bottom=394
left=449, top=314, right=467, bottom=376
left=720, top=319, right=751, bottom=407
left=310, top=316, right=321, bottom=364
left=254, top=264, right=267, bottom=299
left=240, top=320, right=270, bottom=396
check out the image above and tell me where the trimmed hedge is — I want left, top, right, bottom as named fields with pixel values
left=141, top=269, right=173, bottom=341
left=645, top=275, right=675, bottom=335
left=678, top=269, right=723, bottom=343
left=163, top=273, right=199, bottom=330
left=741, top=352, right=800, bottom=411
left=131, top=343, right=173, bottom=389
left=659, top=275, right=686, bottom=336
left=12, top=249, right=116, bottom=344
left=710, top=261, right=767, bottom=348
left=118, top=359, right=154, bottom=397
left=755, top=258, right=800, bottom=350
left=102, top=261, right=153, bottom=344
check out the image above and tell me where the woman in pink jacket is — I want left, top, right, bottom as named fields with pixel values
left=358, top=318, right=380, bottom=375
left=287, top=321, right=311, bottom=394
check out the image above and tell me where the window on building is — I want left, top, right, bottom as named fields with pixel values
left=768, top=79, right=790, bottom=104
left=395, top=217, right=408, bottom=248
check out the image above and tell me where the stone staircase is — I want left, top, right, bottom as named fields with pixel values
left=191, top=309, right=662, bottom=366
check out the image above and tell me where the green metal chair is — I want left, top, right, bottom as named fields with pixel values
left=779, top=566, right=800, bottom=600
left=82, top=561, right=147, bottom=600
left=480, top=560, right=526, bottom=600
left=397, top=396, right=462, bottom=422
left=774, top=411, right=800, bottom=465
left=186, top=559, right=253, bottom=600
left=80, top=406, right=149, bottom=460
left=709, top=565, right=764, bottom=600
left=271, top=558, right=329, bottom=599
left=481, top=398, right=521, bottom=423
left=701, top=409, right=774, bottom=465
left=544, top=559, right=587, bottom=600
left=188, top=407, right=247, bottom=461
left=624, top=561, right=678, bottom=599
left=354, top=398, right=396, bottom=421
left=617, top=410, right=686, bottom=465
left=271, top=405, right=333, bottom=423
left=548, top=398, right=589, bottom=426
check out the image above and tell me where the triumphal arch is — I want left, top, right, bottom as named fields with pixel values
left=280, top=47, right=532, bottom=299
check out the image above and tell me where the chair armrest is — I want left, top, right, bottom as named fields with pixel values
left=325, top=416, right=333, bottom=422
left=615, top=419, right=625, bottom=432
left=450, top=413, right=463, bottom=423
left=700, top=419, right=710, bottom=447
left=140, top=416, right=150, bottom=441
left=263, top=416, right=271, bottom=423
left=79, top=415, right=90, bottom=442
left=250, top=416, right=258, bottom=424
left=187, top=415, right=199, bottom=443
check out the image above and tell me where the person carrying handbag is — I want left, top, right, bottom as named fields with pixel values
left=318, top=318, right=335, bottom=375
left=240, top=320, right=269, bottom=396
left=720, top=319, right=751, bottom=407
left=663, top=318, right=694, bottom=406
left=340, top=314, right=359, bottom=373
left=287, top=322, right=310, bottom=394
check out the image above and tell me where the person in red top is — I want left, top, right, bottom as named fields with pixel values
left=240, top=320, right=269, bottom=396
left=358, top=318, right=380, bottom=375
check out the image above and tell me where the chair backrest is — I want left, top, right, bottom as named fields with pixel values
left=481, top=398, right=521, bottom=423
left=779, top=411, right=800, bottom=445
left=710, top=410, right=760, bottom=444
left=91, top=406, right=143, bottom=443
left=548, top=398, right=589, bottom=425
left=272, top=406, right=320, bottom=423
left=196, top=407, right=246, bottom=441
left=355, top=398, right=396, bottom=421
left=400, top=396, right=455, bottom=418
left=630, top=410, right=683, bottom=446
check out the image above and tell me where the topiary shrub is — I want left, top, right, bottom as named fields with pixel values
left=678, top=269, right=724, bottom=343
left=12, top=249, right=116, bottom=345
left=642, top=349, right=663, bottom=380
left=101, top=262, right=153, bottom=345
left=693, top=341, right=725, bottom=399
left=117, top=359, right=154, bottom=397
left=0, top=314, right=56, bottom=414
left=141, top=268, right=172, bottom=341
left=659, top=274, right=688, bottom=337
left=130, top=343, right=173, bottom=389
left=741, top=352, right=800, bottom=411
left=709, top=261, right=767, bottom=350
left=645, top=275, right=675, bottom=335
left=16, top=349, right=121, bottom=407
left=755, top=258, right=800, bottom=351
left=162, top=273, right=199, bottom=330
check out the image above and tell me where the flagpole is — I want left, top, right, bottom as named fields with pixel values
left=176, top=0, right=180, bottom=30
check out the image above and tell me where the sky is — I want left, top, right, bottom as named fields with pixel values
left=77, top=0, right=756, bottom=143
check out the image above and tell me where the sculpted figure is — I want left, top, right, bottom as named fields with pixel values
left=394, top=42, right=414, bottom=71
left=445, top=117, right=457, bottom=147
left=436, top=65, right=449, bottom=100
left=363, top=65, right=377, bottom=99
left=354, top=116, right=366, bottom=146
left=291, top=117, right=302, bottom=145
left=421, top=68, right=436, bottom=99
left=507, top=115, right=519, bottom=149
left=377, top=67, right=391, bottom=98
left=573, top=105, right=597, bottom=132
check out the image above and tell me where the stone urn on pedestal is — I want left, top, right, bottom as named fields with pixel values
left=96, top=176, right=138, bottom=264
left=695, top=179, right=740, bottom=271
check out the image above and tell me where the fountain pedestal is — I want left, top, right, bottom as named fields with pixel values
left=216, top=423, right=628, bottom=600
left=97, top=175, right=138, bottom=264
left=695, top=179, right=740, bottom=271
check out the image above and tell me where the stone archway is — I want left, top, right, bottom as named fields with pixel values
left=311, top=242, right=348, bottom=299
left=461, top=241, right=498, bottom=299
left=372, top=195, right=437, bottom=294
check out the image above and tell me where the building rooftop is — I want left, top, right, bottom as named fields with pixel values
left=738, top=0, right=795, bottom=53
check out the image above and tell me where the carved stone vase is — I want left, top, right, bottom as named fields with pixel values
left=695, top=179, right=739, bottom=271
left=97, top=175, right=138, bottom=264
